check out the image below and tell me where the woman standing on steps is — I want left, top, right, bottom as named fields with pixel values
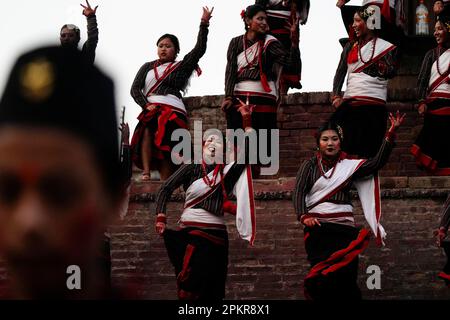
left=130, top=6, right=213, bottom=181
left=331, top=4, right=398, bottom=159
left=293, top=112, right=404, bottom=300
left=411, top=14, right=450, bottom=176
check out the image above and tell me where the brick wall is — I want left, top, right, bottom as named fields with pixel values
left=111, top=177, right=450, bottom=300
left=185, top=89, right=424, bottom=177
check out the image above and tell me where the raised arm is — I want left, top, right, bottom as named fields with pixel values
left=353, top=111, right=405, bottom=179
left=180, top=7, right=213, bottom=70
left=80, top=0, right=98, bottom=65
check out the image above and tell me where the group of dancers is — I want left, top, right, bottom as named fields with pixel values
left=13, top=0, right=446, bottom=299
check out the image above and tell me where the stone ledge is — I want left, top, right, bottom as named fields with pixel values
left=182, top=88, right=418, bottom=110
left=131, top=176, right=450, bottom=193
left=130, top=176, right=450, bottom=203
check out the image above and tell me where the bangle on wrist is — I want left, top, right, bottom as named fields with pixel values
left=156, top=215, right=167, bottom=224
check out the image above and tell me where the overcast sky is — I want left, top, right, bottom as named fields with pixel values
left=0, top=0, right=360, bottom=131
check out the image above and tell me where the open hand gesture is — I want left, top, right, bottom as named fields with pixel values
left=201, top=6, right=214, bottom=23
left=388, top=110, right=406, bottom=132
left=81, top=0, right=98, bottom=17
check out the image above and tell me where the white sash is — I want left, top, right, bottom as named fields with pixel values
left=147, top=94, right=186, bottom=115
left=344, top=38, right=396, bottom=103
left=237, top=35, right=278, bottom=72
left=428, top=49, right=450, bottom=98
left=235, top=35, right=281, bottom=100
left=234, top=80, right=280, bottom=101
left=348, top=38, right=395, bottom=74
left=306, top=159, right=386, bottom=244
left=181, top=164, right=256, bottom=244
left=143, top=61, right=181, bottom=96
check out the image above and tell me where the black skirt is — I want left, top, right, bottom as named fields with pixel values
left=411, top=99, right=450, bottom=175
left=303, top=223, right=370, bottom=300
left=330, top=102, right=388, bottom=158
left=163, top=227, right=229, bottom=300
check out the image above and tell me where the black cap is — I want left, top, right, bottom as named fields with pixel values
left=0, top=46, right=121, bottom=196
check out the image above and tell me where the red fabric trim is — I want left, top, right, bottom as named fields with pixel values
left=305, top=229, right=370, bottom=281
left=234, top=90, right=277, bottom=101
left=427, top=107, right=450, bottom=116
left=343, top=96, right=386, bottom=106
left=188, top=230, right=227, bottom=246
left=304, top=232, right=310, bottom=242
left=306, top=212, right=354, bottom=219
left=410, top=144, right=438, bottom=172
left=428, top=72, right=450, bottom=95
left=352, top=44, right=396, bottom=74
left=156, top=216, right=167, bottom=224
left=427, top=92, right=450, bottom=102
left=270, top=28, right=290, bottom=35
left=247, top=165, right=256, bottom=246
left=181, top=221, right=227, bottom=230
left=177, top=244, right=195, bottom=287
left=438, top=271, right=450, bottom=281
left=381, top=0, right=392, bottom=23
left=252, top=105, right=278, bottom=113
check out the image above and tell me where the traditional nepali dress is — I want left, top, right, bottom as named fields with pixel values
left=293, top=135, right=395, bottom=300
left=411, top=46, right=450, bottom=175
left=155, top=162, right=256, bottom=300
left=224, top=33, right=300, bottom=164
left=130, top=23, right=207, bottom=169
left=331, top=37, right=397, bottom=158
left=255, top=0, right=310, bottom=90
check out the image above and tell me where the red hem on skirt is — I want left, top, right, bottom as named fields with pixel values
left=410, top=144, right=450, bottom=175
left=305, top=228, right=370, bottom=281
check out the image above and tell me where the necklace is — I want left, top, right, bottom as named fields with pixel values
left=435, top=46, right=450, bottom=76
left=153, top=60, right=174, bottom=81
left=317, top=154, right=337, bottom=180
left=243, top=35, right=260, bottom=68
left=358, top=37, right=377, bottom=64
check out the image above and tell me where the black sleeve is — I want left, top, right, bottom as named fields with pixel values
left=179, top=23, right=209, bottom=72
left=417, top=49, right=434, bottom=102
left=293, top=159, right=314, bottom=220
left=81, top=14, right=98, bottom=65
left=225, top=37, right=239, bottom=98
left=333, top=42, right=352, bottom=97
left=154, top=164, right=194, bottom=214
left=352, top=137, right=395, bottom=179
left=130, top=63, right=151, bottom=109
